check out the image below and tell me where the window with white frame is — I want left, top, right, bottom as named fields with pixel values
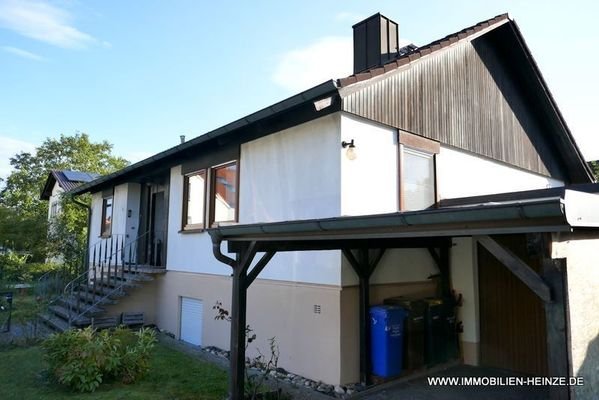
left=399, top=131, right=439, bottom=211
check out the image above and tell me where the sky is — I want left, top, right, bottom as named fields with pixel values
left=0, top=0, right=598, bottom=180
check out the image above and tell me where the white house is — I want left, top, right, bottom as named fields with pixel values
left=46, top=13, right=598, bottom=399
left=41, top=170, right=100, bottom=222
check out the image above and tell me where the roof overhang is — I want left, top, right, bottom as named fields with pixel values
left=69, top=80, right=340, bottom=196
left=40, top=172, right=57, bottom=200
left=208, top=187, right=599, bottom=252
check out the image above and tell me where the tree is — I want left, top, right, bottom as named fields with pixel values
left=0, top=133, right=128, bottom=264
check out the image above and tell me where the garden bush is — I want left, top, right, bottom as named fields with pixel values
left=0, top=251, right=61, bottom=284
left=42, top=326, right=157, bottom=392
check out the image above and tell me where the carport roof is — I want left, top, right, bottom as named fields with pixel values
left=208, top=185, right=599, bottom=250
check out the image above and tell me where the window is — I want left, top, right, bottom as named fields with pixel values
left=399, top=131, right=439, bottom=211
left=402, top=148, right=435, bottom=211
left=50, top=201, right=58, bottom=218
left=210, top=162, right=238, bottom=225
left=101, top=196, right=113, bottom=237
left=181, top=160, right=238, bottom=232
left=182, top=170, right=206, bottom=230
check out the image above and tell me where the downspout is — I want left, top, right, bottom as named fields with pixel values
left=70, top=195, right=92, bottom=273
left=209, top=232, right=236, bottom=268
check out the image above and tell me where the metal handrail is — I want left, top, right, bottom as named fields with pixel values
left=63, top=230, right=161, bottom=327
left=62, top=234, right=127, bottom=296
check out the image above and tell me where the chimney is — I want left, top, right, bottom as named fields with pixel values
left=180, top=135, right=186, bottom=144
left=352, top=13, right=399, bottom=74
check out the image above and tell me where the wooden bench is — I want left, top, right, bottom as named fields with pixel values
left=121, top=312, right=144, bottom=328
left=90, top=316, right=119, bottom=330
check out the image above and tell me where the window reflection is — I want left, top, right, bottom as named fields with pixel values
left=403, top=148, right=435, bottom=211
left=212, top=163, right=237, bottom=223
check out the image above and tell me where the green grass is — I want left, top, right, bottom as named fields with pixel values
left=0, top=342, right=229, bottom=400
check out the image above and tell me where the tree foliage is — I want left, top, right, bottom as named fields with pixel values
left=0, top=133, right=128, bottom=262
left=589, top=160, right=599, bottom=181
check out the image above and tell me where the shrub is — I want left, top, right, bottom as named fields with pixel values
left=0, top=251, right=30, bottom=282
left=0, top=253, right=61, bottom=284
left=42, top=326, right=157, bottom=392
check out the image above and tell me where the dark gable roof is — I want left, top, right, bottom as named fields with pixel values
left=40, top=170, right=100, bottom=200
left=70, top=13, right=592, bottom=196
left=337, top=13, right=510, bottom=87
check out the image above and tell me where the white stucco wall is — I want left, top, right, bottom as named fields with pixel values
left=112, top=184, right=128, bottom=237
left=552, top=233, right=599, bottom=398
left=90, top=192, right=102, bottom=244
left=340, top=113, right=398, bottom=216
left=239, top=113, right=342, bottom=284
left=167, top=114, right=343, bottom=285
left=239, top=113, right=341, bottom=223
left=89, top=183, right=140, bottom=254
left=437, top=146, right=564, bottom=199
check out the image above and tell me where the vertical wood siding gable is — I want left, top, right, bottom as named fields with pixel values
left=341, top=40, right=563, bottom=178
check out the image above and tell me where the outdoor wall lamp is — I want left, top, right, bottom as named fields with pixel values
left=342, top=139, right=357, bottom=160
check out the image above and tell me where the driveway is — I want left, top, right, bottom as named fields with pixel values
left=351, top=365, right=550, bottom=399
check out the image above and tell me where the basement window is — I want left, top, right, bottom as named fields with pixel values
left=101, top=196, right=113, bottom=237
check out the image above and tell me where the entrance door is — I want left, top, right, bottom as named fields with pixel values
left=149, top=191, right=166, bottom=266
left=478, top=235, right=548, bottom=376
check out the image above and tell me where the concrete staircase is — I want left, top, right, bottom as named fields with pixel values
left=38, top=233, right=165, bottom=333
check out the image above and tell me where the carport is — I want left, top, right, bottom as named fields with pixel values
left=208, top=185, right=599, bottom=400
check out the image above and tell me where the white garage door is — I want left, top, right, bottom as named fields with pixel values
left=180, top=297, right=203, bottom=346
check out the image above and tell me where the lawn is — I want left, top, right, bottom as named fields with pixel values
left=0, top=341, right=229, bottom=400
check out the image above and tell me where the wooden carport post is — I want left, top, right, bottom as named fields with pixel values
left=211, top=237, right=276, bottom=400
left=342, top=248, right=386, bottom=385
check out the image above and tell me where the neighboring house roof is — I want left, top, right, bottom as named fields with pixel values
left=70, top=13, right=593, bottom=196
left=40, top=170, right=101, bottom=200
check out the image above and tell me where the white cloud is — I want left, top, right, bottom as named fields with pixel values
left=0, top=135, right=37, bottom=180
left=272, top=36, right=353, bottom=93
left=2, top=45, right=44, bottom=61
left=0, top=0, right=96, bottom=49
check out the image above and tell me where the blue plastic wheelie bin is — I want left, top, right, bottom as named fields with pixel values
left=370, top=305, right=407, bottom=377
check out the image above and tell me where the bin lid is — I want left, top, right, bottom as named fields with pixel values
left=369, top=305, right=407, bottom=317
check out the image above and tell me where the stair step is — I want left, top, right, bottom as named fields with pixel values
left=135, top=266, right=167, bottom=274
left=72, top=290, right=118, bottom=305
left=38, top=313, right=70, bottom=332
left=100, top=272, right=154, bottom=282
left=56, top=297, right=105, bottom=315
left=49, top=304, right=101, bottom=321
left=77, top=283, right=133, bottom=297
